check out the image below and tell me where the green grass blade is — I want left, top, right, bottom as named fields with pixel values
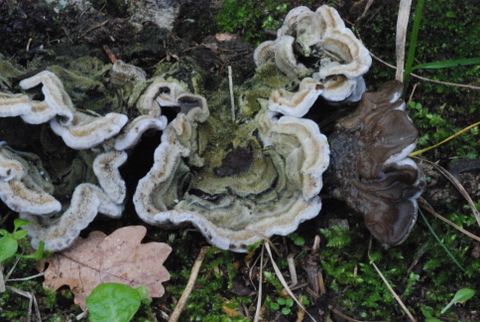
left=420, top=209, right=466, bottom=272
left=412, top=57, right=480, bottom=71
left=440, top=288, right=475, bottom=314
left=403, top=0, right=425, bottom=87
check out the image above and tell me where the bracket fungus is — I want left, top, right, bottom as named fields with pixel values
left=326, top=80, right=426, bottom=247
left=0, top=146, right=128, bottom=251
left=0, top=69, right=136, bottom=250
left=254, top=5, right=371, bottom=112
left=0, top=145, right=61, bottom=215
left=134, top=82, right=330, bottom=252
left=0, top=71, right=128, bottom=149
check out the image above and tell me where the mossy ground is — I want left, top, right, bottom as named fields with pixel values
left=1, top=0, right=480, bottom=321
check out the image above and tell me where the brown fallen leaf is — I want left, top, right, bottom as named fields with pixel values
left=43, top=225, right=171, bottom=310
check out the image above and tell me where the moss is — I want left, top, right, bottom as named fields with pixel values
left=216, top=0, right=290, bottom=44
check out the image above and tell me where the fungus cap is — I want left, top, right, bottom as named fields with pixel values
left=327, top=80, right=425, bottom=247
left=254, top=5, right=372, bottom=108
left=134, top=85, right=329, bottom=252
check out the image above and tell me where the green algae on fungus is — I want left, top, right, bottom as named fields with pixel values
left=134, top=80, right=330, bottom=252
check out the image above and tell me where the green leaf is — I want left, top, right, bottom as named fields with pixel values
left=0, top=236, right=18, bottom=263
left=421, top=306, right=434, bottom=318
left=12, top=230, right=28, bottom=240
left=425, top=318, right=442, bottom=322
left=86, top=283, right=144, bottom=322
left=412, top=57, right=480, bottom=71
left=13, top=218, right=32, bottom=232
left=281, top=307, right=291, bottom=315
left=0, top=229, right=10, bottom=237
left=285, top=298, right=294, bottom=307
left=440, top=288, right=476, bottom=314
left=22, top=241, right=45, bottom=260
left=134, top=286, right=149, bottom=300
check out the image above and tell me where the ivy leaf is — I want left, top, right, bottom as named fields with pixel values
left=86, top=283, right=148, bottom=322
left=43, top=226, right=172, bottom=310
left=440, top=288, right=476, bottom=314
left=0, top=236, right=18, bottom=263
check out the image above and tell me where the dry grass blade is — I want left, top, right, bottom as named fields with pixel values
left=0, top=265, right=5, bottom=293
left=395, top=0, right=412, bottom=81
left=370, top=262, right=416, bottom=321
left=408, top=73, right=480, bottom=90
left=169, top=246, right=210, bottom=322
left=265, top=242, right=317, bottom=322
left=410, top=121, right=480, bottom=156
left=253, top=244, right=265, bottom=322
left=368, top=51, right=480, bottom=90
left=415, top=156, right=480, bottom=227
left=7, top=286, right=42, bottom=322
left=419, top=198, right=480, bottom=242
left=358, top=0, right=376, bottom=21
left=228, top=65, right=235, bottom=121
left=368, top=240, right=416, bottom=322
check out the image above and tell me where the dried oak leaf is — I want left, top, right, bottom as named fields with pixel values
left=42, top=225, right=172, bottom=310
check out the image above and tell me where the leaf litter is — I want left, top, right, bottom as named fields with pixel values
left=42, top=225, right=171, bottom=310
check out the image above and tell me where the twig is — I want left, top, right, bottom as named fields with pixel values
left=80, top=20, right=109, bottom=38
left=228, top=65, right=235, bottom=121
left=169, top=246, right=210, bottom=322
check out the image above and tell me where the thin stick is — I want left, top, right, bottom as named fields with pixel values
left=81, top=20, right=109, bottom=38
left=169, top=246, right=210, bottom=322
left=396, top=0, right=413, bottom=81
left=228, top=65, right=235, bottom=121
